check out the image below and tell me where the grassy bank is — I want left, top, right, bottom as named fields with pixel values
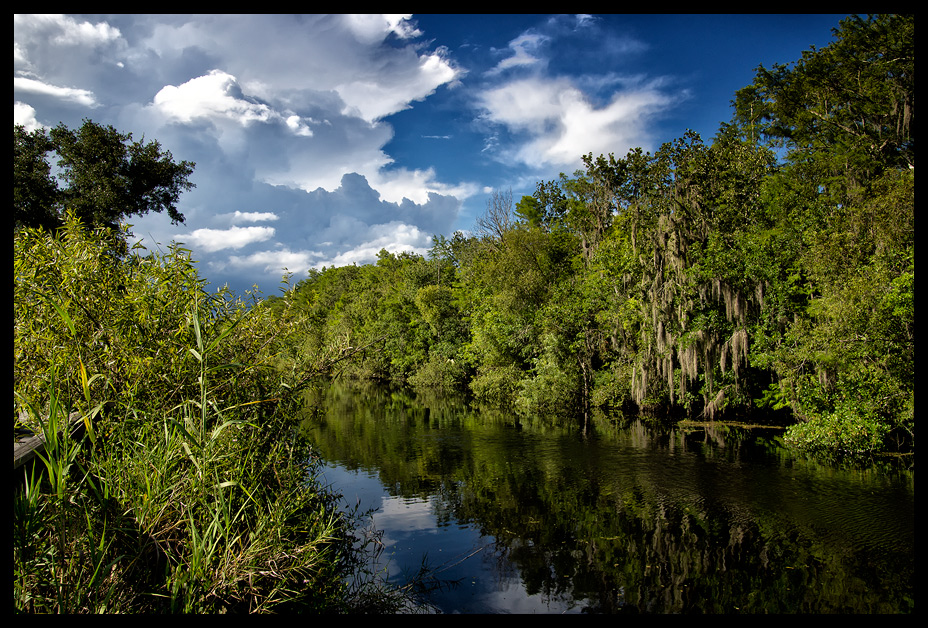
left=13, top=216, right=405, bottom=613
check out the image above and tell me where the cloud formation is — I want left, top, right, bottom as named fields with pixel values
left=13, top=76, right=98, bottom=107
left=474, top=16, right=680, bottom=171
left=13, top=13, right=689, bottom=295
left=179, top=225, right=276, bottom=253
left=478, top=76, right=675, bottom=168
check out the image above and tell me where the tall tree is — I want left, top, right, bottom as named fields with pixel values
left=13, top=124, right=59, bottom=231
left=14, top=119, right=196, bottom=232
left=733, top=14, right=914, bottom=193
left=731, top=14, right=915, bottom=453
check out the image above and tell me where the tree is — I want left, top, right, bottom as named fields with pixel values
left=13, top=124, right=58, bottom=231
left=475, top=188, right=514, bottom=244
left=728, top=14, right=915, bottom=453
left=733, top=14, right=914, bottom=192
left=14, top=119, right=196, bottom=232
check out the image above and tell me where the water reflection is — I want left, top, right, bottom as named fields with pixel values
left=301, top=381, right=915, bottom=614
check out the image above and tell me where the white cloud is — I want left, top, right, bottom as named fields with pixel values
left=478, top=76, right=674, bottom=168
left=153, top=70, right=275, bottom=126
left=342, top=14, right=422, bottom=43
left=214, top=216, right=433, bottom=285
left=322, top=221, right=432, bottom=267
left=335, top=47, right=459, bottom=122
left=13, top=76, right=98, bottom=107
left=13, top=14, right=126, bottom=81
left=285, top=115, right=314, bottom=137
left=141, top=15, right=460, bottom=124
left=177, top=225, right=276, bottom=252
left=222, top=248, right=321, bottom=279
left=230, top=211, right=279, bottom=223
left=14, top=101, right=44, bottom=131
left=136, top=16, right=464, bottom=204
left=13, top=14, right=121, bottom=48
left=19, top=14, right=663, bottom=295
left=486, top=32, right=547, bottom=75
left=367, top=168, right=480, bottom=206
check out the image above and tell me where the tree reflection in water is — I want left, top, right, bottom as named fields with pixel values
left=301, top=381, right=915, bottom=614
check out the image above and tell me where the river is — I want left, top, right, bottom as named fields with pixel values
left=298, top=381, right=915, bottom=614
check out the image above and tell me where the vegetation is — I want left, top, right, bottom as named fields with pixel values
left=267, top=14, right=914, bottom=458
left=11, top=12, right=913, bottom=615
left=13, top=217, right=418, bottom=613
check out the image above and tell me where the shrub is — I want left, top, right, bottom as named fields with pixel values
left=469, top=364, right=525, bottom=407
left=13, top=214, right=366, bottom=613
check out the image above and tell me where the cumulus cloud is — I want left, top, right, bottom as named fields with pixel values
left=140, top=14, right=461, bottom=124
left=221, top=248, right=321, bottom=279
left=216, top=218, right=431, bottom=282
left=134, top=15, right=465, bottom=204
left=13, top=13, right=121, bottom=49
left=178, top=225, right=276, bottom=252
left=342, top=14, right=423, bottom=43
left=153, top=70, right=276, bottom=126
left=14, top=101, right=44, bottom=131
left=319, top=220, right=432, bottom=267
left=12, top=13, right=682, bottom=296
left=173, top=172, right=460, bottom=290
left=14, top=76, right=98, bottom=107
left=367, top=168, right=480, bottom=206
left=13, top=14, right=126, bottom=87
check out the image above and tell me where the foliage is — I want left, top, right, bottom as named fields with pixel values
left=14, top=119, right=195, bottom=232
left=733, top=14, right=913, bottom=206
left=273, top=15, right=913, bottom=458
left=13, top=215, right=398, bottom=613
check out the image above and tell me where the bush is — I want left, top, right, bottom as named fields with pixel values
left=469, top=364, right=525, bottom=407
left=784, top=406, right=890, bottom=458
left=408, top=354, right=468, bottom=391
left=516, top=354, right=582, bottom=418
left=13, top=214, right=369, bottom=613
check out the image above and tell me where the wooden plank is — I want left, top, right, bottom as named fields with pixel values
left=13, top=410, right=89, bottom=471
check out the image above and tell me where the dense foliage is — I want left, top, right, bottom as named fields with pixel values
left=268, top=15, right=914, bottom=458
left=13, top=217, right=409, bottom=613
left=14, top=119, right=195, bottom=232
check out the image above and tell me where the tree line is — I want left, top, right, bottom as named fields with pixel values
left=264, top=14, right=914, bottom=457
left=13, top=15, right=913, bottom=460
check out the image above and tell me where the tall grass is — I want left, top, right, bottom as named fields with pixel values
left=13, top=215, right=409, bottom=613
left=14, top=309, right=352, bottom=612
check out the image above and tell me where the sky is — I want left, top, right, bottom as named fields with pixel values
left=14, top=14, right=849, bottom=297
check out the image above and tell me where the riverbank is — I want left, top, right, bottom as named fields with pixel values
left=13, top=218, right=415, bottom=613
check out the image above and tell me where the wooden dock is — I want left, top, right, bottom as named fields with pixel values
left=14, top=409, right=92, bottom=471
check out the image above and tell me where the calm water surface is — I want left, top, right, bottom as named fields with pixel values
left=299, top=382, right=915, bottom=614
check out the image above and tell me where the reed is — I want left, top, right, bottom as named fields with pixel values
left=13, top=216, right=416, bottom=613
left=13, top=311, right=353, bottom=612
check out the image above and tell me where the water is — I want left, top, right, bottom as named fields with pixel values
left=299, top=382, right=915, bottom=614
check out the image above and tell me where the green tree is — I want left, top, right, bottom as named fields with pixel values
left=733, top=14, right=914, bottom=194
left=730, top=14, right=915, bottom=454
left=13, top=124, right=59, bottom=231
left=14, top=119, right=196, bottom=232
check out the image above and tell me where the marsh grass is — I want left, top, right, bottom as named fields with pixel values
left=13, top=319, right=353, bottom=612
left=13, top=215, right=418, bottom=613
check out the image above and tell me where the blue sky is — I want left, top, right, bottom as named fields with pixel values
left=14, top=14, right=848, bottom=296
